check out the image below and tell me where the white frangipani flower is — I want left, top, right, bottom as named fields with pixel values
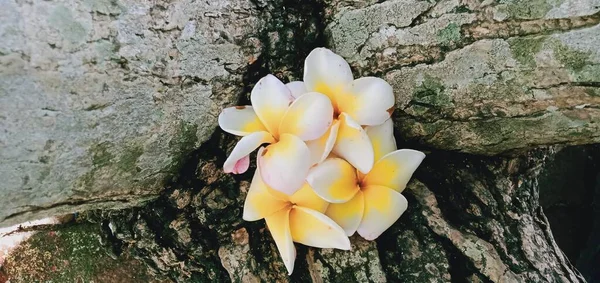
left=285, top=48, right=396, bottom=172
left=243, top=148, right=351, bottom=275
left=306, top=119, right=425, bottom=240
left=218, top=74, right=334, bottom=195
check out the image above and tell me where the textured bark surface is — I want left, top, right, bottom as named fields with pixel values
left=2, top=0, right=600, bottom=282
left=5, top=141, right=597, bottom=282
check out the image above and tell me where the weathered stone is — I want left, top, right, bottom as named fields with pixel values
left=0, top=0, right=261, bottom=227
left=325, top=0, right=600, bottom=155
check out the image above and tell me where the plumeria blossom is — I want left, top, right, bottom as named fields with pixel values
left=285, top=48, right=396, bottom=172
left=243, top=148, right=351, bottom=274
left=218, top=74, right=334, bottom=195
left=306, top=119, right=425, bottom=240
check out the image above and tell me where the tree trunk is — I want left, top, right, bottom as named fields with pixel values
left=2, top=0, right=599, bottom=282
left=78, top=137, right=597, bottom=282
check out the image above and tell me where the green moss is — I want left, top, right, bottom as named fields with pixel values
left=508, top=36, right=547, bottom=67
left=90, top=142, right=114, bottom=168
left=437, top=23, right=461, bottom=45
left=2, top=223, right=158, bottom=282
left=585, top=88, right=600, bottom=97
left=497, top=0, right=561, bottom=19
left=413, top=75, right=453, bottom=107
left=117, top=145, right=143, bottom=172
left=552, top=42, right=592, bottom=72
left=575, top=65, right=600, bottom=82
left=48, top=5, right=88, bottom=43
left=168, top=121, right=199, bottom=172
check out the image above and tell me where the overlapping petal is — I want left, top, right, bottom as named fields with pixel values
left=286, top=81, right=307, bottom=100
left=251, top=74, right=294, bottom=137
left=223, top=131, right=275, bottom=174
left=289, top=206, right=351, bottom=250
left=362, top=149, right=425, bottom=193
left=289, top=183, right=329, bottom=213
left=338, top=77, right=395, bottom=126
left=258, top=134, right=311, bottom=195
left=243, top=165, right=289, bottom=221
left=218, top=106, right=267, bottom=136
left=306, top=157, right=360, bottom=203
left=365, top=118, right=397, bottom=162
left=304, top=48, right=353, bottom=109
left=325, top=190, right=364, bottom=236
left=265, top=208, right=296, bottom=275
left=306, top=119, right=340, bottom=166
left=279, top=92, right=334, bottom=141
left=357, top=185, right=408, bottom=240
left=332, top=113, right=374, bottom=174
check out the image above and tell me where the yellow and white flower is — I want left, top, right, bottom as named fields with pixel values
left=218, top=74, right=334, bottom=195
left=288, top=48, right=396, bottom=173
left=243, top=148, right=351, bottom=275
left=306, top=119, right=425, bottom=240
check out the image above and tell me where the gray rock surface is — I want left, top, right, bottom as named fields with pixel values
left=325, top=0, right=600, bottom=155
left=0, top=0, right=261, bottom=227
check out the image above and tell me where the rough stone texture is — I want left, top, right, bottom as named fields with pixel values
left=0, top=0, right=261, bottom=227
left=325, top=0, right=600, bottom=155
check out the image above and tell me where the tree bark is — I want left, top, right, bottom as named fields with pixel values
left=79, top=134, right=597, bottom=282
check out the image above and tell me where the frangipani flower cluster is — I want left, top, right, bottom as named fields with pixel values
left=218, top=48, right=425, bottom=275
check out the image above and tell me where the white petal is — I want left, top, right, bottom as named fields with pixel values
left=289, top=206, right=351, bottom=250
left=279, top=92, right=334, bottom=141
left=339, top=77, right=395, bottom=126
left=357, top=186, right=408, bottom=241
left=325, top=190, right=364, bottom=236
left=286, top=81, right=307, bottom=100
left=218, top=106, right=267, bottom=136
left=250, top=74, right=294, bottom=137
left=362, top=149, right=425, bottom=193
left=265, top=208, right=296, bottom=275
left=303, top=48, right=353, bottom=109
left=223, top=131, right=275, bottom=174
left=332, top=113, right=374, bottom=174
left=258, top=134, right=311, bottom=195
left=306, top=157, right=360, bottom=203
left=365, top=118, right=397, bottom=162
left=242, top=165, right=289, bottom=221
left=306, top=119, right=340, bottom=166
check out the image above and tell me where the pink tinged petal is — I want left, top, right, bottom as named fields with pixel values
left=242, top=164, right=289, bottom=221
left=362, top=149, right=425, bottom=193
left=357, top=185, right=408, bottom=241
left=250, top=74, right=294, bottom=137
left=265, top=208, right=297, bottom=275
left=339, top=77, right=395, bottom=126
left=279, top=92, right=334, bottom=141
left=306, top=119, right=340, bottom=166
left=258, top=134, right=311, bottom=195
left=306, top=157, right=360, bottom=203
left=332, top=113, right=374, bottom=174
left=365, top=118, right=397, bottom=162
left=325, top=190, right=365, bottom=236
left=218, top=106, right=267, bottom=136
left=289, top=206, right=351, bottom=250
left=231, top=155, right=250, bottom=174
left=303, top=48, right=353, bottom=109
left=286, top=81, right=307, bottom=100
left=223, top=131, right=275, bottom=174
